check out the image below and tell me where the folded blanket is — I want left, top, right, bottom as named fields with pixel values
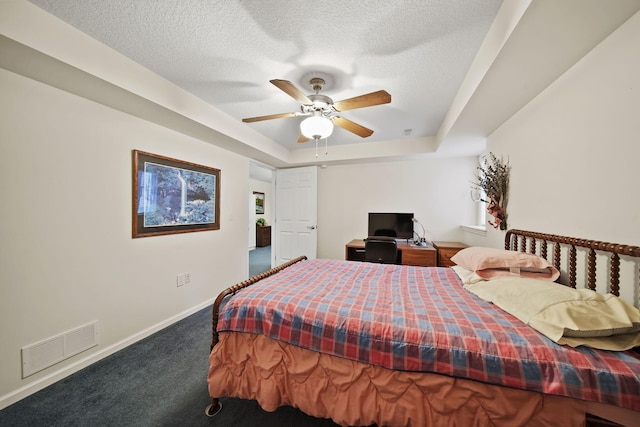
left=464, top=276, right=640, bottom=350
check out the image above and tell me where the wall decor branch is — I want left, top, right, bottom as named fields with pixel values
left=472, top=153, right=510, bottom=230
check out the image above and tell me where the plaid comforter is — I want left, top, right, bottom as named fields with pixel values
left=218, top=258, right=640, bottom=411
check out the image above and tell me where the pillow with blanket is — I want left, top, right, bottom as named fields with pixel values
left=464, top=276, right=640, bottom=350
left=450, top=246, right=560, bottom=281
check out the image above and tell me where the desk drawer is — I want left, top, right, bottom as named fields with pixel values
left=401, top=250, right=436, bottom=267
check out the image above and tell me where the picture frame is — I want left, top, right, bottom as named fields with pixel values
left=132, top=150, right=220, bottom=238
left=254, top=192, right=265, bottom=214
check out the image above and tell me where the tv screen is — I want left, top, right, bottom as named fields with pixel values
left=368, top=213, right=414, bottom=239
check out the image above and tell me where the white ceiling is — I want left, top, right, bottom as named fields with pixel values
left=25, top=0, right=501, bottom=148
left=21, top=0, right=640, bottom=167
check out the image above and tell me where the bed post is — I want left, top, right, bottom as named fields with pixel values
left=210, top=256, right=308, bottom=351
left=206, top=255, right=308, bottom=418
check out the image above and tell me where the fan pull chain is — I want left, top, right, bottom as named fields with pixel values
left=313, top=136, right=329, bottom=157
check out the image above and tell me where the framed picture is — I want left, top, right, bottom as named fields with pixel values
left=132, top=150, right=220, bottom=238
left=254, top=192, right=265, bottom=214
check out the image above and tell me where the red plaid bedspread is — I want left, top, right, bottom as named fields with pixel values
left=218, top=258, right=640, bottom=411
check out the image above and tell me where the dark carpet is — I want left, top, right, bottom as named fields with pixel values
left=0, top=305, right=340, bottom=427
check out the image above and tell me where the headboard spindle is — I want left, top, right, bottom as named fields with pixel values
left=610, top=253, right=620, bottom=297
left=587, top=249, right=597, bottom=291
left=569, top=245, right=577, bottom=289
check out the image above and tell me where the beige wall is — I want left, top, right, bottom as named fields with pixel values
left=0, top=69, right=250, bottom=406
left=317, top=156, right=478, bottom=260
left=316, top=9, right=640, bottom=307
left=482, top=11, right=640, bottom=305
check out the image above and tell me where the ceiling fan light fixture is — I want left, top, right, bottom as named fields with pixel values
left=300, top=115, right=333, bottom=140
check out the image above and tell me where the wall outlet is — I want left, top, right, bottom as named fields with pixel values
left=177, top=274, right=185, bottom=287
left=185, top=272, right=191, bottom=284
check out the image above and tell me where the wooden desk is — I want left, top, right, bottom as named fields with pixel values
left=345, top=239, right=437, bottom=267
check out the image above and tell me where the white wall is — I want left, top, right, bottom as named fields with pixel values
left=317, top=157, right=478, bottom=260
left=0, top=69, right=249, bottom=406
left=482, top=11, right=640, bottom=305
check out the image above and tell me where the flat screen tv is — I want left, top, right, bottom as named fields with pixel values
left=368, top=212, right=414, bottom=239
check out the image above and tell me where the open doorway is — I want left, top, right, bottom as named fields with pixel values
left=249, top=161, right=274, bottom=277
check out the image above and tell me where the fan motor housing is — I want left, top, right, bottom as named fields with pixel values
left=302, top=94, right=333, bottom=115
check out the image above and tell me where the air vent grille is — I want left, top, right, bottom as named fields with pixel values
left=21, top=321, right=99, bottom=378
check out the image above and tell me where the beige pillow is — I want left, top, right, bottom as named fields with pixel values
left=464, top=276, right=640, bottom=350
left=450, top=246, right=560, bottom=281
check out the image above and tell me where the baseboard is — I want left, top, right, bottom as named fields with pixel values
left=0, top=298, right=214, bottom=410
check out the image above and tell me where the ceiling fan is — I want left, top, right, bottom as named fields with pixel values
left=242, top=77, right=391, bottom=143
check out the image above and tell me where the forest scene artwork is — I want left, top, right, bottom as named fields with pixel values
left=254, top=192, right=265, bottom=214
left=132, top=150, right=220, bottom=237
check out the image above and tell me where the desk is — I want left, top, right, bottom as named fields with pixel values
left=345, top=239, right=437, bottom=267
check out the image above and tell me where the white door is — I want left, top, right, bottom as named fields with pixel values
left=275, top=166, right=317, bottom=264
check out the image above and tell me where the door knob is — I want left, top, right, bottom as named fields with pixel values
left=307, top=225, right=316, bottom=230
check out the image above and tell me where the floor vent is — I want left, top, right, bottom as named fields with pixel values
left=21, top=320, right=99, bottom=378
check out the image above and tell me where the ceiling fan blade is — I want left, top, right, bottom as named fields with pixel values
left=333, top=90, right=391, bottom=112
left=270, top=79, right=312, bottom=104
left=333, top=117, right=374, bottom=138
left=242, top=112, right=301, bottom=123
left=297, top=134, right=309, bottom=143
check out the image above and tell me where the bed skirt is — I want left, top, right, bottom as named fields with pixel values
left=208, top=332, right=586, bottom=427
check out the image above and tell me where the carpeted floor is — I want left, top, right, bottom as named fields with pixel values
left=0, top=304, right=341, bottom=427
left=249, top=245, right=271, bottom=277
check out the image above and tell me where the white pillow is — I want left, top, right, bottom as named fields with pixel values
left=451, top=265, right=485, bottom=285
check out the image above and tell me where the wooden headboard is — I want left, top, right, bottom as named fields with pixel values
left=505, top=229, right=640, bottom=299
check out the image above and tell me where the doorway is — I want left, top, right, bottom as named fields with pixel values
left=249, top=161, right=274, bottom=277
left=249, top=245, right=271, bottom=276
left=274, top=166, right=318, bottom=264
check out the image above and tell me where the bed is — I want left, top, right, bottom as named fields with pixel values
left=206, top=229, right=640, bottom=426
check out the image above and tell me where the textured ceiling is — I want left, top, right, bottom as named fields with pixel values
left=26, top=0, right=503, bottom=151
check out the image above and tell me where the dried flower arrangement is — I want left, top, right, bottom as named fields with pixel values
left=471, top=153, right=510, bottom=230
